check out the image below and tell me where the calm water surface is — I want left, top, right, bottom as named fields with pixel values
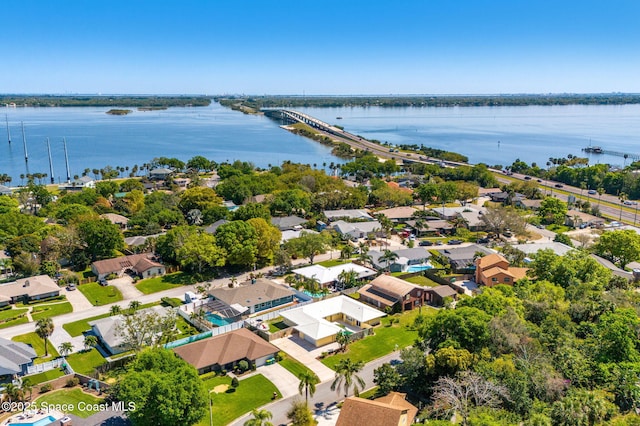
left=1, top=102, right=341, bottom=183
left=298, top=104, right=640, bottom=168
left=2, top=102, right=639, bottom=183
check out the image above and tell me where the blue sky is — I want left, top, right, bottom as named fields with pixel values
left=3, top=0, right=640, bottom=95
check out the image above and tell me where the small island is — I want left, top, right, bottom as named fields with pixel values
left=106, top=109, right=132, bottom=115
left=138, top=106, right=168, bottom=111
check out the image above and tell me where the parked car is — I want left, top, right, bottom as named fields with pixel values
left=435, top=240, right=443, bottom=245
left=98, top=278, right=108, bottom=286
left=476, top=237, right=490, bottom=244
left=419, top=240, right=433, bottom=246
left=66, top=283, right=77, bottom=291
left=448, top=239, right=463, bottom=245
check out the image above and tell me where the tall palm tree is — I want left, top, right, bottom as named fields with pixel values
left=243, top=409, right=273, bottom=426
left=84, top=335, right=98, bottom=351
left=298, top=371, right=320, bottom=403
left=20, top=378, right=33, bottom=401
left=380, top=249, right=399, bottom=272
left=340, top=245, right=354, bottom=261
left=619, top=192, right=628, bottom=221
left=35, top=317, right=54, bottom=357
left=597, top=187, right=605, bottom=208
left=331, top=358, right=366, bottom=397
left=110, top=305, right=122, bottom=316
left=58, top=341, right=73, bottom=357
left=128, top=300, right=141, bottom=312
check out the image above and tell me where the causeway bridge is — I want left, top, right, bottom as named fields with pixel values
left=270, top=109, right=364, bottom=144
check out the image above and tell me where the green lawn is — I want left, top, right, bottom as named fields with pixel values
left=0, top=307, right=29, bottom=329
left=12, top=332, right=59, bottom=363
left=35, top=388, right=105, bottom=418
left=321, top=308, right=434, bottom=370
left=63, top=301, right=160, bottom=337
left=546, top=224, right=572, bottom=233
left=136, top=272, right=195, bottom=294
left=404, top=275, right=442, bottom=288
left=317, top=259, right=350, bottom=267
left=25, top=368, right=66, bottom=384
left=280, top=355, right=316, bottom=379
left=177, top=315, right=200, bottom=336
left=197, top=374, right=281, bottom=426
left=266, top=317, right=289, bottom=333
left=31, top=302, right=73, bottom=321
left=66, top=348, right=107, bottom=375
left=78, top=282, right=123, bottom=306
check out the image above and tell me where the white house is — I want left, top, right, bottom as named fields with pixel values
left=292, top=263, right=377, bottom=287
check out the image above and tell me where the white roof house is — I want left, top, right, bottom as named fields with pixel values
left=512, top=242, right=574, bottom=258
left=292, top=263, right=377, bottom=286
left=332, top=220, right=382, bottom=239
left=281, top=295, right=385, bottom=346
left=324, top=209, right=373, bottom=222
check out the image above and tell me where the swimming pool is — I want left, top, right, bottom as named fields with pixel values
left=11, top=415, right=58, bottom=426
left=303, top=290, right=326, bottom=298
left=205, top=313, right=234, bottom=327
left=406, top=265, right=433, bottom=273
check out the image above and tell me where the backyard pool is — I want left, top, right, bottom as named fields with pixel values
left=205, top=313, right=235, bottom=327
left=9, top=415, right=58, bottom=426
left=406, top=265, right=433, bottom=273
left=303, top=290, right=327, bottom=299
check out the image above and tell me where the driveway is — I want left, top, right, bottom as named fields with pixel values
left=271, top=336, right=337, bottom=383
left=108, top=276, right=144, bottom=300
left=257, top=363, right=301, bottom=398
left=63, top=286, right=93, bottom=311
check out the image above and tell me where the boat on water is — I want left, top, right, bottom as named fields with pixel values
left=336, top=116, right=343, bottom=119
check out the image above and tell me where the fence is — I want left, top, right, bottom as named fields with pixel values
left=27, top=358, right=64, bottom=375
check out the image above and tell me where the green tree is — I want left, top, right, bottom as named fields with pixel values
left=419, top=307, right=492, bottom=353
left=538, top=197, right=568, bottom=225
left=331, top=358, right=366, bottom=397
left=373, top=363, right=401, bottom=396
left=298, top=371, right=320, bottom=403
left=233, top=203, right=271, bottom=222
left=186, top=155, right=214, bottom=172
left=244, top=409, right=274, bottom=426
left=178, top=186, right=222, bottom=214
left=175, top=232, right=226, bottom=274
left=58, top=342, right=73, bottom=357
left=285, top=231, right=328, bottom=264
left=551, top=389, right=617, bottom=426
left=77, top=218, right=124, bottom=261
left=247, top=218, right=281, bottom=264
left=112, top=348, right=207, bottom=426
left=83, top=335, right=98, bottom=351
left=380, top=249, right=399, bottom=272
left=216, top=220, right=259, bottom=267
left=155, top=226, right=199, bottom=265
left=270, top=189, right=311, bottom=216
left=35, top=317, right=54, bottom=357
left=593, top=229, right=640, bottom=268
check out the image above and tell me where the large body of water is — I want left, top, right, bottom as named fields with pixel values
left=0, top=102, right=341, bottom=184
left=2, top=102, right=639, bottom=184
left=297, top=104, right=640, bottom=168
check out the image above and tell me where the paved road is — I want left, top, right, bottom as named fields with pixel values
left=229, top=350, right=401, bottom=426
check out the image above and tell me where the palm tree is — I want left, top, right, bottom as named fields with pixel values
left=380, top=249, right=399, bottom=272
left=20, top=378, right=33, bottom=401
left=335, top=331, right=351, bottom=352
left=244, top=409, right=274, bottom=426
left=337, top=269, right=358, bottom=290
left=619, top=192, right=628, bottom=221
left=58, top=341, right=73, bottom=357
left=110, top=305, right=122, bottom=316
left=340, top=245, right=354, bottom=261
left=84, top=335, right=98, bottom=351
left=35, top=317, right=54, bottom=357
left=331, top=358, right=366, bottom=397
left=3, top=383, right=22, bottom=402
left=128, top=300, right=141, bottom=312
left=298, top=371, right=320, bottom=403
left=597, top=187, right=605, bottom=208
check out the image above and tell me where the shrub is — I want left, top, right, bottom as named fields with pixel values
left=251, top=362, right=256, bottom=371
left=106, top=273, right=118, bottom=280
left=237, top=360, right=249, bottom=372
left=231, top=377, right=239, bottom=389
left=276, top=351, right=285, bottom=362
left=220, top=369, right=227, bottom=376
left=40, top=383, right=53, bottom=393
left=66, top=377, right=80, bottom=387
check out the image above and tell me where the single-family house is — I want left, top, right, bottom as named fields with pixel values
left=208, top=279, right=296, bottom=314
left=173, top=177, right=190, bottom=188
left=291, top=263, right=377, bottom=287
left=375, top=206, right=418, bottom=223
left=565, top=209, right=605, bottom=228
left=91, top=253, right=165, bottom=280
left=435, top=244, right=495, bottom=273
left=488, top=192, right=525, bottom=204
left=358, top=275, right=426, bottom=312
left=337, top=392, right=418, bottom=426
left=405, top=219, right=454, bottom=236
left=281, top=229, right=318, bottom=244
left=426, top=285, right=459, bottom=306
left=0, top=337, right=37, bottom=377
left=90, top=306, right=171, bottom=355
left=149, top=168, right=174, bottom=180
left=332, top=220, right=382, bottom=240
left=516, top=199, right=543, bottom=210
left=0, top=275, right=60, bottom=304
left=324, top=209, right=373, bottom=222
left=173, top=328, right=278, bottom=374
left=271, top=215, right=307, bottom=231
left=281, top=295, right=385, bottom=347
left=100, top=213, right=129, bottom=229
left=368, top=248, right=431, bottom=273
left=512, top=242, right=574, bottom=259
left=124, top=233, right=165, bottom=248
left=203, top=219, right=229, bottom=235
left=0, top=185, right=13, bottom=196
left=475, top=253, right=528, bottom=287
left=58, top=176, right=96, bottom=191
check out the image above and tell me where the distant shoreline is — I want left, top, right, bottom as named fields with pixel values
left=1, top=95, right=211, bottom=108
left=106, top=109, right=132, bottom=115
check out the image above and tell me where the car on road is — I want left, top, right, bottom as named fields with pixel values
left=537, top=179, right=543, bottom=183
left=588, top=189, right=597, bottom=195
left=524, top=176, right=532, bottom=180
left=419, top=240, right=433, bottom=246
left=624, top=200, right=638, bottom=205
left=448, top=239, right=463, bottom=245
left=554, top=184, right=564, bottom=188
